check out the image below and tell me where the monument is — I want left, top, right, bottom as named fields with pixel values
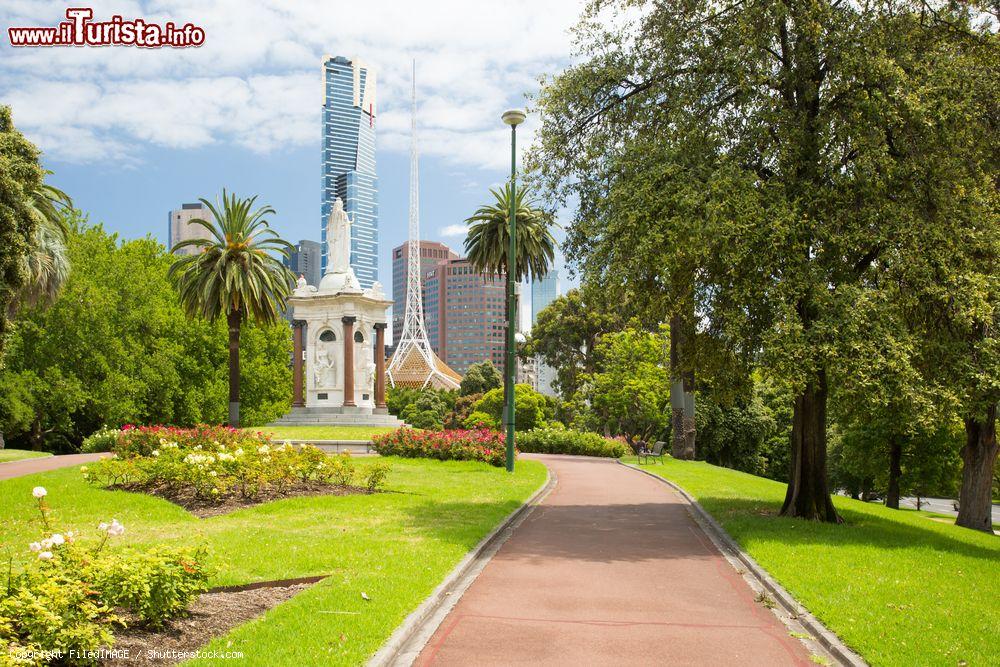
left=271, top=198, right=401, bottom=427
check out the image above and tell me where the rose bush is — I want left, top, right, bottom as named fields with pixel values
left=371, top=428, right=510, bottom=467
left=83, top=425, right=389, bottom=503
left=0, top=488, right=210, bottom=666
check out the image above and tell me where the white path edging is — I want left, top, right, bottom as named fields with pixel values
left=619, top=460, right=867, bottom=667
left=367, top=466, right=557, bottom=667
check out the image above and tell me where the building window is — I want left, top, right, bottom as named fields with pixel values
left=320, top=330, right=336, bottom=342
left=354, top=331, right=364, bottom=343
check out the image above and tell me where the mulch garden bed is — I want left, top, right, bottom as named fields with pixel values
left=109, top=481, right=373, bottom=518
left=102, top=578, right=323, bottom=666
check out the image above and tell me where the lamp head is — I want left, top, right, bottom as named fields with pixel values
left=501, top=109, right=527, bottom=127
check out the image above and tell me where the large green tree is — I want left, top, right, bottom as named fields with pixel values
left=532, top=0, right=997, bottom=522
left=523, top=286, right=622, bottom=399
left=0, top=216, right=292, bottom=452
left=169, top=191, right=294, bottom=427
left=464, top=183, right=556, bottom=282
left=0, top=106, right=43, bottom=355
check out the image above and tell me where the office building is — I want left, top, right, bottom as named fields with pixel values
left=285, top=239, right=322, bottom=288
left=167, top=203, right=212, bottom=254
left=424, top=257, right=507, bottom=375
left=530, top=270, right=560, bottom=396
left=321, top=55, right=378, bottom=287
left=391, top=240, right=458, bottom=347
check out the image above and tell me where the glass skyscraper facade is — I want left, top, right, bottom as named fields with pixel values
left=530, top=270, right=560, bottom=396
left=321, top=55, right=378, bottom=287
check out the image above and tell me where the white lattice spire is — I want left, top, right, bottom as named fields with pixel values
left=386, top=60, right=460, bottom=390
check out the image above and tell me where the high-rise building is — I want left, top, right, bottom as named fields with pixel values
left=321, top=55, right=378, bottom=288
left=391, top=240, right=458, bottom=346
left=285, top=240, right=322, bottom=288
left=424, top=258, right=507, bottom=375
left=530, top=270, right=560, bottom=396
left=167, top=203, right=212, bottom=254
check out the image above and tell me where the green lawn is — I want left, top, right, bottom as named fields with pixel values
left=0, top=449, right=52, bottom=463
left=624, top=457, right=1000, bottom=667
left=1, top=457, right=547, bottom=665
left=249, top=425, right=397, bottom=442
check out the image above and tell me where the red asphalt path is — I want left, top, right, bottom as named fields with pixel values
left=0, top=453, right=104, bottom=481
left=416, top=455, right=811, bottom=666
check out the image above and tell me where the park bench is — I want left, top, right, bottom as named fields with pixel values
left=637, top=440, right=666, bottom=465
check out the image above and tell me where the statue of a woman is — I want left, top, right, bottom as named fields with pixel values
left=326, top=198, right=353, bottom=273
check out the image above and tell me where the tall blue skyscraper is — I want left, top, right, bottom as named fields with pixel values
left=321, top=55, right=378, bottom=287
left=530, top=270, right=560, bottom=325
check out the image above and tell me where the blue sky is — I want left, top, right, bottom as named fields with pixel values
left=1, top=0, right=586, bottom=321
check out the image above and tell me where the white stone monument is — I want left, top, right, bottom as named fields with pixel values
left=274, top=198, right=398, bottom=425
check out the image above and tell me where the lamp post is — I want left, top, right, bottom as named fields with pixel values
left=501, top=108, right=526, bottom=473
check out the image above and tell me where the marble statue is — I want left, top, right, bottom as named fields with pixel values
left=326, top=199, right=352, bottom=273
left=296, top=274, right=307, bottom=290
left=315, top=343, right=337, bottom=388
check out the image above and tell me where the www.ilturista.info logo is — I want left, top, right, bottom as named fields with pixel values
left=8, top=8, right=205, bottom=48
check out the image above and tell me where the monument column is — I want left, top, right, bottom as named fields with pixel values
left=374, top=323, right=387, bottom=409
left=292, top=320, right=306, bottom=407
left=342, top=316, right=356, bottom=407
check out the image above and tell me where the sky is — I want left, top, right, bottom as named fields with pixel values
left=0, top=0, right=585, bottom=330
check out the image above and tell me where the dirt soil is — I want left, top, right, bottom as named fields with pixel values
left=114, top=481, right=371, bottom=518
left=102, top=583, right=313, bottom=666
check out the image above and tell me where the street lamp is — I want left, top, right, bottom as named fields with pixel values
left=501, top=108, right=526, bottom=473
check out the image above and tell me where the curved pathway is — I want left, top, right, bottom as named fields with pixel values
left=415, top=455, right=812, bottom=666
left=0, top=453, right=103, bottom=481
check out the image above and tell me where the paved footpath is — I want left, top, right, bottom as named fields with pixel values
left=416, top=455, right=812, bottom=667
left=0, top=453, right=104, bottom=481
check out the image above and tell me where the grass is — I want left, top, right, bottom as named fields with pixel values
left=624, top=456, right=1000, bottom=667
left=0, top=449, right=52, bottom=463
left=0, top=456, right=547, bottom=665
left=248, top=425, right=397, bottom=441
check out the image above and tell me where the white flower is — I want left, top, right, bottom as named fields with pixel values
left=38, top=551, right=53, bottom=561
left=98, top=522, right=109, bottom=531
left=49, top=534, right=65, bottom=546
left=152, top=449, right=161, bottom=457
left=209, top=470, right=217, bottom=477
left=65, top=531, right=75, bottom=542
left=233, top=448, right=244, bottom=457
left=258, top=445, right=270, bottom=454
left=40, top=538, right=53, bottom=550
left=29, top=542, right=42, bottom=552
left=32, top=487, right=47, bottom=499
left=107, top=519, right=125, bottom=536
left=262, top=456, right=271, bottom=464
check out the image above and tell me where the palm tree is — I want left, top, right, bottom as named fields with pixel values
left=168, top=191, right=294, bottom=427
left=463, top=183, right=556, bottom=281
left=9, top=179, right=73, bottom=316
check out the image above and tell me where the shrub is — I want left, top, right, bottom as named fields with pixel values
left=463, top=410, right=499, bottom=429
left=363, top=461, right=392, bottom=492
left=84, top=425, right=359, bottom=503
left=1, top=487, right=210, bottom=664
left=90, top=546, right=210, bottom=628
left=516, top=429, right=630, bottom=458
left=81, top=427, right=119, bottom=453
left=473, top=384, right=551, bottom=432
left=371, top=428, right=510, bottom=467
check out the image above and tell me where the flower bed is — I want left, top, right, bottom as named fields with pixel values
left=82, top=425, right=390, bottom=515
left=371, top=428, right=510, bottom=467
left=515, top=429, right=631, bottom=458
left=1, top=488, right=210, bottom=665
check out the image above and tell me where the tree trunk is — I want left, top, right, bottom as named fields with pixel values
left=0, top=430, right=5, bottom=450
left=227, top=309, right=242, bottom=427
left=886, top=436, right=902, bottom=510
left=780, top=369, right=841, bottom=522
left=956, top=404, right=998, bottom=532
left=669, top=312, right=696, bottom=460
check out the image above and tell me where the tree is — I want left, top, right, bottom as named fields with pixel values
left=523, top=286, right=622, bottom=399
left=169, top=191, right=294, bottom=427
left=464, top=183, right=556, bottom=282
left=459, top=360, right=502, bottom=396
left=0, top=216, right=291, bottom=452
left=0, top=106, right=43, bottom=356
left=12, top=178, right=72, bottom=314
left=532, top=0, right=996, bottom=522
left=577, top=328, right=670, bottom=447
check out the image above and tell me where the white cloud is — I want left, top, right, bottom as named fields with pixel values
left=439, top=223, right=468, bottom=237
left=0, top=0, right=583, bottom=166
